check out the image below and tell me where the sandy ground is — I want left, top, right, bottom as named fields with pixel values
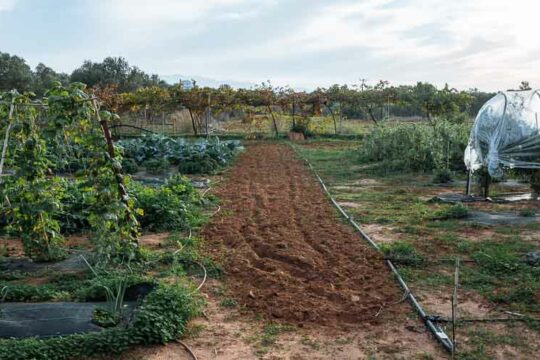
left=119, top=280, right=445, bottom=360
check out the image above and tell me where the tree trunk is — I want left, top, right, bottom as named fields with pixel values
left=188, top=108, right=198, bottom=135
left=162, top=112, right=165, bottom=134
left=426, top=112, right=435, bottom=127
left=325, top=104, right=338, bottom=135
left=367, top=107, right=378, bottom=125
left=206, top=94, right=211, bottom=137
left=425, top=104, right=435, bottom=127
left=338, top=103, right=343, bottom=133
left=205, top=109, right=209, bottom=137
left=291, top=101, right=296, bottom=128
left=267, top=105, right=279, bottom=138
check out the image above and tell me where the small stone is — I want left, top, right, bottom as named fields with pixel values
left=351, top=295, right=360, bottom=302
left=248, top=290, right=256, bottom=299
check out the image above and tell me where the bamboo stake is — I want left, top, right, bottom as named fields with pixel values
left=0, top=97, right=15, bottom=177
left=451, top=258, right=460, bottom=360
left=93, top=99, right=139, bottom=245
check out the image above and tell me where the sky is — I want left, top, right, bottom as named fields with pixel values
left=0, top=0, right=539, bottom=91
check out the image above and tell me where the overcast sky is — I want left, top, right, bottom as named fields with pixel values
left=0, top=0, right=538, bottom=91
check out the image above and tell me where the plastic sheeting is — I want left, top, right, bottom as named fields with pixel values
left=465, top=90, right=540, bottom=178
left=0, top=302, right=136, bottom=338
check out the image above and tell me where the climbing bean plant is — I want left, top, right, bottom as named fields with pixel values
left=1, top=83, right=140, bottom=263
left=1, top=90, right=66, bottom=261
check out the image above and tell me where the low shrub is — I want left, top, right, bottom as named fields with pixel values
left=433, top=168, right=453, bottom=184
left=358, top=121, right=469, bottom=173
left=432, top=203, right=469, bottom=220
left=121, top=158, right=139, bottom=174
left=143, top=158, right=169, bottom=175
left=290, top=118, right=313, bottom=138
left=177, top=156, right=219, bottom=174
left=129, top=284, right=200, bottom=344
left=129, top=175, right=203, bottom=231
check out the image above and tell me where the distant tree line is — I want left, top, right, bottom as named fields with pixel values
left=0, top=52, right=165, bottom=95
left=0, top=51, right=511, bottom=130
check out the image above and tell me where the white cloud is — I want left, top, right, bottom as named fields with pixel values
left=5, top=0, right=538, bottom=91
left=90, top=0, right=277, bottom=51
left=96, top=0, right=272, bottom=24
left=217, top=0, right=540, bottom=90
left=0, top=0, right=16, bottom=12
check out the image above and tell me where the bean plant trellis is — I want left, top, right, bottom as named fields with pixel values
left=0, top=82, right=140, bottom=263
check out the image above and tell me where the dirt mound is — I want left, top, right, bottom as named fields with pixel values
left=202, top=143, right=407, bottom=328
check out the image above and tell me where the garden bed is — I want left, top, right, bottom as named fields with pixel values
left=202, top=143, right=408, bottom=327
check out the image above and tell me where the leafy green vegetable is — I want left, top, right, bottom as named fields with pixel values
left=117, top=134, right=241, bottom=174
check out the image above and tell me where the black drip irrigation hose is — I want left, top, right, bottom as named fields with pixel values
left=429, top=316, right=540, bottom=324
left=290, top=144, right=454, bottom=354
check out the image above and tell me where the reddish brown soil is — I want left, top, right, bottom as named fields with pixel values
left=202, top=143, right=407, bottom=328
left=0, top=233, right=170, bottom=258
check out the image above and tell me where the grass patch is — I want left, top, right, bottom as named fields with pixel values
left=252, top=322, right=295, bottom=356
left=460, top=238, right=540, bottom=313
left=458, top=323, right=530, bottom=360
left=519, top=208, right=536, bottom=217
left=380, top=241, right=425, bottom=266
left=432, top=203, right=469, bottom=220
left=219, top=297, right=238, bottom=308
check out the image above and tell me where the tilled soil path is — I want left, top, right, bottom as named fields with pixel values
left=203, top=143, right=407, bottom=327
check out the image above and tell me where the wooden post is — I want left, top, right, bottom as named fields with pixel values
left=465, top=170, right=472, bottom=196
left=483, top=173, right=491, bottom=198
left=93, top=100, right=128, bottom=199
left=268, top=105, right=279, bottom=138
left=206, top=93, right=211, bottom=137
left=338, top=103, right=343, bottom=133
left=93, top=99, right=139, bottom=244
left=291, top=97, right=296, bottom=128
